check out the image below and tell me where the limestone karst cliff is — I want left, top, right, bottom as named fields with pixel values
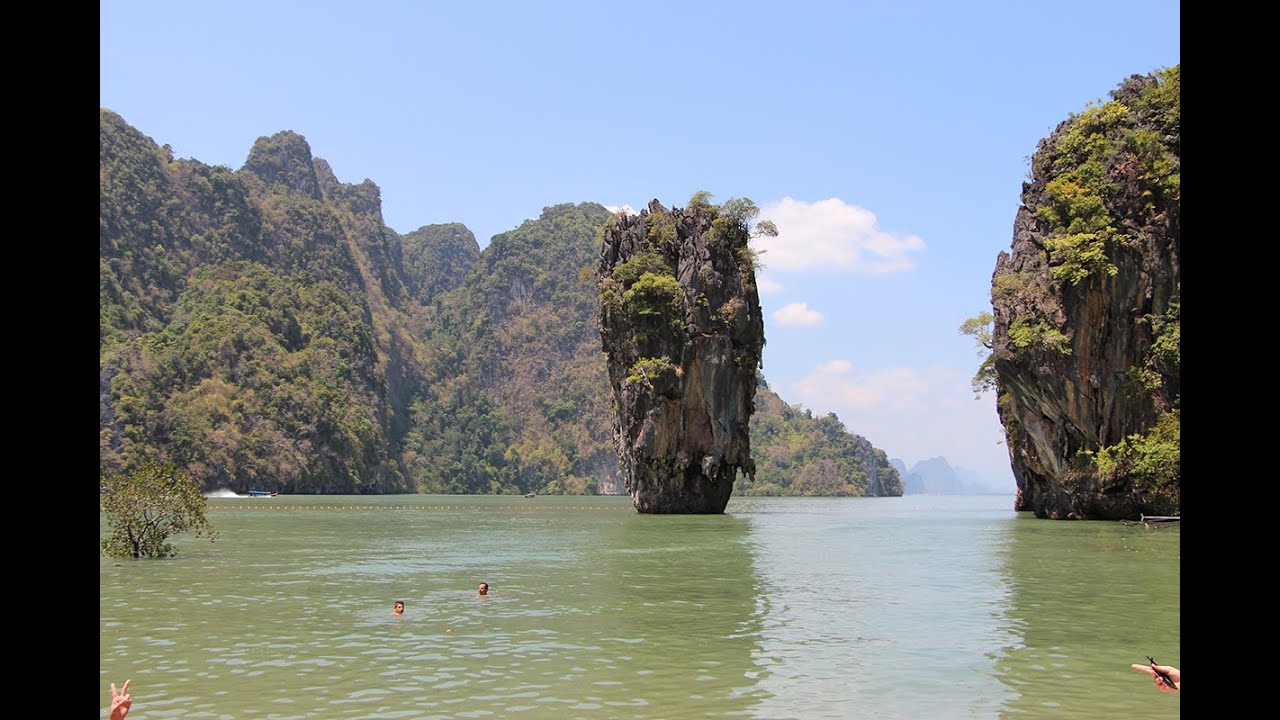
left=597, top=197, right=766, bottom=513
left=991, top=67, right=1179, bottom=519
left=102, top=110, right=907, bottom=498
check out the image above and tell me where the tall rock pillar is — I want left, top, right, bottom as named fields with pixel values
left=991, top=68, right=1180, bottom=519
left=597, top=198, right=765, bottom=513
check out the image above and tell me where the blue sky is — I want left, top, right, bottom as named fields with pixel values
left=100, top=0, right=1179, bottom=491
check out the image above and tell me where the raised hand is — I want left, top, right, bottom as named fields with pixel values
left=110, top=679, right=133, bottom=719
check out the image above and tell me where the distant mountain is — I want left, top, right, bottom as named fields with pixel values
left=890, top=458, right=921, bottom=494
left=891, top=456, right=1009, bottom=495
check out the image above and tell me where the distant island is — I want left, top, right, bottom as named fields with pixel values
left=891, top=457, right=1013, bottom=496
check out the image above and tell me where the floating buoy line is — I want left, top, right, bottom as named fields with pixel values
left=208, top=502, right=632, bottom=512
left=1120, top=514, right=1180, bottom=528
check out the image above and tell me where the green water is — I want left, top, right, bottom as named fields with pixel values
left=100, top=494, right=1179, bottom=719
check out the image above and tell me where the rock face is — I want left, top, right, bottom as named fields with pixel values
left=597, top=198, right=765, bottom=513
left=991, top=68, right=1180, bottom=519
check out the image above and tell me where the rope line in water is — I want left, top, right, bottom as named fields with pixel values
left=213, top=503, right=628, bottom=512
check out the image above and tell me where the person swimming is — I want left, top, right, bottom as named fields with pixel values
left=477, top=583, right=489, bottom=597
left=391, top=600, right=405, bottom=616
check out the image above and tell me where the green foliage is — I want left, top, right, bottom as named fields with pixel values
left=100, top=111, right=420, bottom=493
left=719, top=197, right=760, bottom=226
left=959, top=311, right=997, bottom=398
left=1124, top=128, right=1180, bottom=211
left=741, top=385, right=903, bottom=497
left=736, top=241, right=766, bottom=276
left=991, top=272, right=1042, bottom=303
left=709, top=207, right=750, bottom=250
left=1132, top=284, right=1180, bottom=394
left=625, top=356, right=677, bottom=387
left=753, top=219, right=778, bottom=238
left=1037, top=176, right=1120, bottom=285
left=1148, top=285, right=1180, bottom=370
left=1007, top=318, right=1069, bottom=356
left=1089, top=409, right=1180, bottom=514
left=616, top=271, right=686, bottom=343
left=645, top=212, right=678, bottom=248
left=597, top=275, right=625, bottom=316
left=713, top=296, right=745, bottom=330
left=1042, top=233, right=1116, bottom=286
left=610, top=251, right=673, bottom=287
left=989, top=273, right=1068, bottom=361
left=1130, top=65, right=1180, bottom=147
left=407, top=202, right=618, bottom=495
left=676, top=194, right=776, bottom=266
left=622, top=272, right=684, bottom=318
left=1028, top=67, right=1179, bottom=288
left=100, top=462, right=217, bottom=558
left=241, top=130, right=322, bottom=198
left=404, top=391, right=517, bottom=494
left=400, top=223, right=481, bottom=304
left=100, top=110, right=269, bottom=355
left=1047, top=101, right=1132, bottom=172
left=970, top=354, right=997, bottom=398
left=100, top=261, right=398, bottom=492
left=687, top=189, right=715, bottom=209
left=723, top=197, right=774, bottom=275
left=959, top=312, right=993, bottom=350
left=718, top=197, right=777, bottom=238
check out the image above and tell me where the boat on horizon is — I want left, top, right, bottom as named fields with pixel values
left=246, top=490, right=279, bottom=497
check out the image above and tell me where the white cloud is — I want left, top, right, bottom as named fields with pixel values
left=756, top=274, right=783, bottom=294
left=604, top=204, right=637, bottom=216
left=791, top=364, right=925, bottom=409
left=816, top=359, right=852, bottom=374
left=752, top=197, right=926, bottom=272
left=772, top=302, right=824, bottom=327
left=783, top=362, right=1014, bottom=490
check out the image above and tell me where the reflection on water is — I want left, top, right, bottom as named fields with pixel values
left=993, top=516, right=1180, bottom=719
left=734, top=495, right=1017, bottom=720
left=101, top=495, right=1178, bottom=719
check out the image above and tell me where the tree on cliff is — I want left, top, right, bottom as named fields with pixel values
left=702, top=193, right=778, bottom=240
left=101, top=462, right=217, bottom=559
left=959, top=311, right=995, bottom=398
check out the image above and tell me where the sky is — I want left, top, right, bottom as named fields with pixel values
left=100, top=0, right=1179, bottom=492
